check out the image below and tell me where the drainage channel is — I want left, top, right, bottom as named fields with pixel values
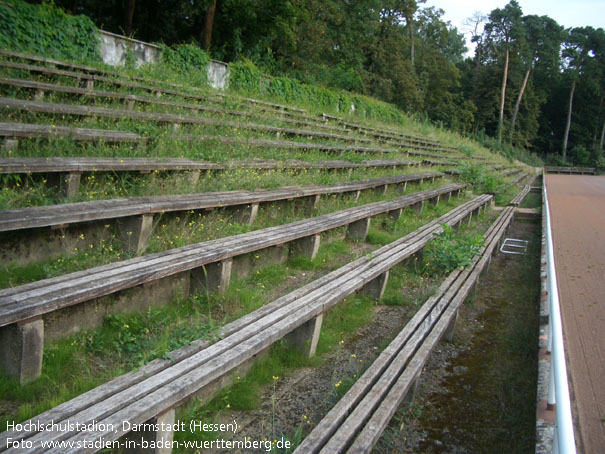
left=374, top=218, right=541, bottom=454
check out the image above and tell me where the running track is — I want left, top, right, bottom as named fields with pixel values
left=546, top=174, right=605, bottom=453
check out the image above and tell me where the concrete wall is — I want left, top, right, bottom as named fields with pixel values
left=99, top=30, right=160, bottom=67
left=98, top=30, right=230, bottom=90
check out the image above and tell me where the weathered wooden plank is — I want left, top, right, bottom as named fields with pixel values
left=0, top=122, right=144, bottom=143
left=0, top=173, right=443, bottom=232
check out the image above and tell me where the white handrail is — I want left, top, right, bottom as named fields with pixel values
left=543, top=184, right=576, bottom=454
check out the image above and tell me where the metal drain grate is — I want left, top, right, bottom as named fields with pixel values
left=500, top=238, right=529, bottom=255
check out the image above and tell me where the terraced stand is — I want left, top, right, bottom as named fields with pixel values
left=294, top=202, right=517, bottom=454
left=0, top=194, right=491, bottom=454
left=0, top=183, right=465, bottom=383
left=0, top=49, right=306, bottom=116
left=0, top=97, right=379, bottom=146
left=0, top=172, right=443, bottom=259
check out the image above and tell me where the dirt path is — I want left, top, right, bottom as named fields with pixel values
left=546, top=174, right=605, bottom=454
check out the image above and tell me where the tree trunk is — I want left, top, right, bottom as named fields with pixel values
left=510, top=65, right=532, bottom=140
left=407, top=16, right=415, bottom=66
left=474, top=44, right=481, bottom=75
left=562, top=79, right=576, bottom=161
left=124, top=0, right=135, bottom=37
left=201, top=0, right=217, bottom=52
left=497, top=49, right=509, bottom=144
left=598, top=120, right=605, bottom=157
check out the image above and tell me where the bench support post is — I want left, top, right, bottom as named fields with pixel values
left=396, top=181, right=408, bottom=192
left=0, top=318, right=44, bottom=385
left=374, top=184, right=388, bottom=196
left=387, top=208, right=403, bottom=222
left=62, top=172, right=81, bottom=200
left=346, top=218, right=371, bottom=241
left=231, top=203, right=259, bottom=226
left=290, top=234, right=321, bottom=260
left=444, top=191, right=452, bottom=203
left=359, top=270, right=389, bottom=301
left=411, top=200, right=424, bottom=216
left=407, top=249, right=424, bottom=270
left=1, top=138, right=19, bottom=152
left=47, top=172, right=82, bottom=200
left=34, top=89, right=45, bottom=101
left=124, top=409, right=175, bottom=454
left=429, top=195, right=440, bottom=207
left=285, top=314, right=323, bottom=357
left=188, top=170, right=201, bottom=186
left=85, top=80, right=94, bottom=90
left=300, top=194, right=320, bottom=215
left=190, top=259, right=233, bottom=295
left=402, top=370, right=422, bottom=407
left=119, top=214, right=154, bottom=254
left=443, top=310, right=459, bottom=342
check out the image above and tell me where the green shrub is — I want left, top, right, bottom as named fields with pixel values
left=0, top=0, right=100, bottom=62
left=424, top=224, right=484, bottom=276
left=160, top=43, right=209, bottom=78
left=228, top=58, right=264, bottom=94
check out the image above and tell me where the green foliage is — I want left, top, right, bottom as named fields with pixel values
left=228, top=58, right=265, bottom=93
left=0, top=0, right=100, bottom=62
left=459, top=163, right=507, bottom=198
left=228, top=58, right=404, bottom=123
left=159, top=43, right=210, bottom=82
left=424, top=224, right=485, bottom=275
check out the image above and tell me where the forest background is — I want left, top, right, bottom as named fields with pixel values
left=7, top=0, right=605, bottom=168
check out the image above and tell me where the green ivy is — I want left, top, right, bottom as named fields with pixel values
left=0, top=0, right=100, bottom=63
left=160, top=43, right=209, bottom=77
left=228, top=58, right=405, bottom=124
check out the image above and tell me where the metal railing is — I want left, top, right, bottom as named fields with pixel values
left=543, top=184, right=576, bottom=454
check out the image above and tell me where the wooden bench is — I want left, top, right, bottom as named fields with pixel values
left=294, top=203, right=517, bottom=454
left=0, top=77, right=346, bottom=135
left=191, top=135, right=452, bottom=160
left=510, top=184, right=531, bottom=206
left=501, top=168, right=524, bottom=178
left=0, top=155, right=421, bottom=200
left=0, top=96, right=379, bottom=147
left=0, top=194, right=491, bottom=454
left=0, top=172, right=443, bottom=258
left=0, top=183, right=466, bottom=384
left=510, top=171, right=530, bottom=186
left=544, top=166, right=596, bottom=175
left=319, top=113, right=459, bottom=153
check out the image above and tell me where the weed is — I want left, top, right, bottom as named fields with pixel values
left=423, top=224, right=485, bottom=276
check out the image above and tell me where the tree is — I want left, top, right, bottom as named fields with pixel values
left=200, top=0, right=216, bottom=51
left=509, top=15, right=563, bottom=142
left=561, top=27, right=595, bottom=160
left=483, top=0, right=524, bottom=143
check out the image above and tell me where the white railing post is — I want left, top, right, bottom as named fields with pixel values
left=543, top=184, right=576, bottom=454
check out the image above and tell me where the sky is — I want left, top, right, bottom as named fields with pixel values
left=423, top=0, right=605, bottom=54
